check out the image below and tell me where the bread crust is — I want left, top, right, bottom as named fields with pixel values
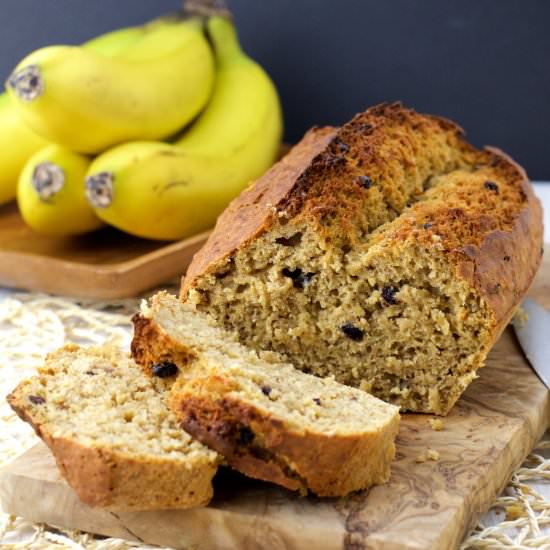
left=171, top=376, right=400, bottom=497
left=7, top=347, right=218, bottom=512
left=454, top=147, right=543, bottom=329
left=181, top=104, right=542, bottom=336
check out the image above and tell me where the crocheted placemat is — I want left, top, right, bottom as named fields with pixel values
left=0, top=292, right=549, bottom=550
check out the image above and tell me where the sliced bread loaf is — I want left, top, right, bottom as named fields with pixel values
left=7, top=344, right=220, bottom=511
left=179, top=102, right=543, bottom=415
left=132, top=292, right=400, bottom=497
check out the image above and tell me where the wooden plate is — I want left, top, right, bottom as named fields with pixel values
left=0, top=201, right=210, bottom=299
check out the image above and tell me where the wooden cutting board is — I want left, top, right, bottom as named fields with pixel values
left=1, top=252, right=549, bottom=550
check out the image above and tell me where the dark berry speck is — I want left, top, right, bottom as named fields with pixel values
left=484, top=181, right=499, bottom=194
left=382, top=286, right=399, bottom=305
left=313, top=398, right=321, bottom=406
left=238, top=426, right=255, bottom=445
left=423, top=222, right=433, bottom=230
left=261, top=385, right=272, bottom=396
left=151, top=361, right=178, bottom=378
left=355, top=175, right=372, bottom=189
left=282, top=267, right=315, bottom=289
left=503, top=255, right=511, bottom=262
left=340, top=323, right=364, bottom=341
left=334, top=139, right=349, bottom=153
left=29, top=395, right=45, bottom=405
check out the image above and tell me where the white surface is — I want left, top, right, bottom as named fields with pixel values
left=534, top=182, right=550, bottom=242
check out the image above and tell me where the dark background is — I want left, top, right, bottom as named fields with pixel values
left=1, top=0, right=549, bottom=179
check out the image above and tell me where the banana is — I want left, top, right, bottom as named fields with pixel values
left=0, top=94, right=47, bottom=205
left=0, top=24, right=149, bottom=206
left=85, top=16, right=282, bottom=241
left=18, top=145, right=103, bottom=235
left=6, top=17, right=214, bottom=153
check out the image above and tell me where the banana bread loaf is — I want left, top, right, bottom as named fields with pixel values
left=7, top=344, right=220, bottom=511
left=131, top=292, right=400, bottom=497
left=180, top=102, right=544, bottom=415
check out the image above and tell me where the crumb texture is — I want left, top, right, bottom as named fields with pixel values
left=132, top=292, right=400, bottom=497
left=181, top=102, right=544, bottom=415
left=7, top=344, right=219, bottom=511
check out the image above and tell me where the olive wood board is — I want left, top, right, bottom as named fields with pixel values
left=0, top=201, right=210, bottom=299
left=1, top=250, right=549, bottom=550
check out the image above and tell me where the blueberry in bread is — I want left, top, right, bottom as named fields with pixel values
left=131, top=292, right=400, bottom=497
left=7, top=344, right=220, bottom=511
left=180, top=102, right=544, bottom=415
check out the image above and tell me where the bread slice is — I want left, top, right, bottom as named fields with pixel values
left=180, top=102, right=543, bottom=415
left=131, top=292, right=400, bottom=497
left=7, top=344, right=220, bottom=511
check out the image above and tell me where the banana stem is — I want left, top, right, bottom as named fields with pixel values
left=185, top=0, right=232, bottom=18
left=86, top=172, right=114, bottom=208
left=32, top=162, right=65, bottom=200
left=206, top=16, right=242, bottom=62
left=7, top=64, right=44, bottom=101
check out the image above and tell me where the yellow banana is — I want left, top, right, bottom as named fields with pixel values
left=18, top=145, right=103, bottom=235
left=85, top=16, right=282, bottom=240
left=6, top=17, right=214, bottom=153
left=0, top=94, right=47, bottom=205
left=0, top=24, right=150, bottom=206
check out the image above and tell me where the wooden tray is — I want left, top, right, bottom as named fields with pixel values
left=1, top=250, right=549, bottom=550
left=0, top=202, right=210, bottom=299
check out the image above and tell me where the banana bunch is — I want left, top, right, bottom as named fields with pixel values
left=12, top=24, right=151, bottom=233
left=0, top=13, right=282, bottom=240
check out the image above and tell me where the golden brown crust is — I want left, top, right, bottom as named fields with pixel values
left=6, top=392, right=111, bottom=506
left=172, top=378, right=304, bottom=493
left=455, top=148, right=543, bottom=329
left=372, top=145, right=543, bottom=332
left=170, top=375, right=400, bottom=497
left=40, top=436, right=215, bottom=511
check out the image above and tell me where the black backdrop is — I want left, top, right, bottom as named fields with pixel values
left=1, top=0, right=549, bottom=179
